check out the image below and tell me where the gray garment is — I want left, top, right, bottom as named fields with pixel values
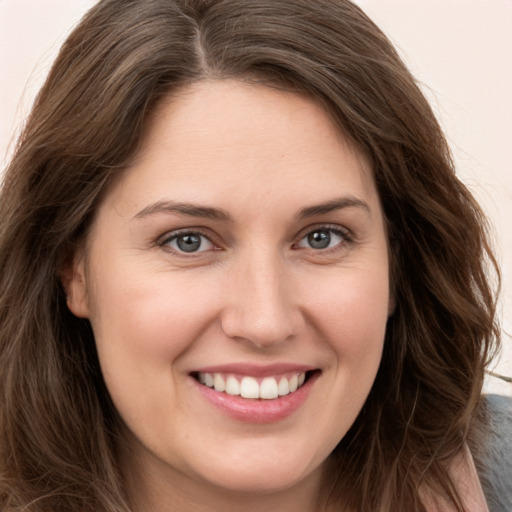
left=478, top=394, right=512, bottom=512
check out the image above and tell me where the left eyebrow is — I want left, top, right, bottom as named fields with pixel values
left=295, top=196, right=371, bottom=220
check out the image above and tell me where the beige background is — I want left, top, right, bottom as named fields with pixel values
left=1, top=0, right=510, bottom=396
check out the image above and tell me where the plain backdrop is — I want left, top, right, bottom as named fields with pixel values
left=0, top=0, right=511, bottom=396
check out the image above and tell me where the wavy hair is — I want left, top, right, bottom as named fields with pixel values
left=0, top=1, right=500, bottom=510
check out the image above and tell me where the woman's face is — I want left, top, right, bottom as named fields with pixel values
left=68, top=80, right=392, bottom=502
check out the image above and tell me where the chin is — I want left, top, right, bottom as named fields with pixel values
left=190, top=451, right=324, bottom=496
left=204, top=470, right=310, bottom=495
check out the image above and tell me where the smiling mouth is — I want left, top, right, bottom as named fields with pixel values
left=192, top=371, right=315, bottom=400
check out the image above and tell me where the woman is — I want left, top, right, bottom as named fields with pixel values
left=0, top=0, right=502, bottom=510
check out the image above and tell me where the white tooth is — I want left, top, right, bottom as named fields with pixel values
left=240, top=376, right=259, bottom=399
left=289, top=374, right=298, bottom=392
left=278, top=376, right=290, bottom=396
left=225, top=376, right=240, bottom=395
left=213, top=373, right=226, bottom=392
left=298, top=372, right=306, bottom=387
left=204, top=373, right=214, bottom=387
left=198, top=372, right=207, bottom=384
left=260, top=377, right=279, bottom=399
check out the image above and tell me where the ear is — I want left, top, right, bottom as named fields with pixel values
left=60, top=247, right=90, bottom=318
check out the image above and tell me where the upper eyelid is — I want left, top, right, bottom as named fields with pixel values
left=158, top=227, right=214, bottom=244
left=296, top=223, right=352, bottom=240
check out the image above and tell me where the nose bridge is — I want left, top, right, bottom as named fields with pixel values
left=221, top=246, right=300, bottom=347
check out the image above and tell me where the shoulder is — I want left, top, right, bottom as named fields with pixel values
left=477, top=394, right=512, bottom=512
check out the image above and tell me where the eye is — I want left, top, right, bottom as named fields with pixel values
left=161, top=231, right=215, bottom=254
left=296, top=227, right=347, bottom=250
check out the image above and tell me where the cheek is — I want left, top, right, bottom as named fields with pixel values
left=302, top=263, right=389, bottom=420
left=86, top=266, right=224, bottom=440
left=293, top=266, right=389, bottom=446
left=87, top=264, right=222, bottom=385
left=305, top=265, right=390, bottom=353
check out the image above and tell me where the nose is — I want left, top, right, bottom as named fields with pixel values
left=220, top=251, right=303, bottom=349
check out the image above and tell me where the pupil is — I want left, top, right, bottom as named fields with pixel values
left=177, top=234, right=201, bottom=252
left=308, top=230, right=330, bottom=249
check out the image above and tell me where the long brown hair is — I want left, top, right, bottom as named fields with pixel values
left=0, top=1, right=500, bottom=510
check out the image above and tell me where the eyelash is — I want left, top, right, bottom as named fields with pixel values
left=157, top=224, right=353, bottom=256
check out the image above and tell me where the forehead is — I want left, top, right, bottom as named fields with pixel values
left=105, top=79, right=378, bottom=218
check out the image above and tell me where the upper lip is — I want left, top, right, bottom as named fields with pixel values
left=190, top=363, right=317, bottom=377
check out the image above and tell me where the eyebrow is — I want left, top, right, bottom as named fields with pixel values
left=132, top=200, right=232, bottom=222
left=132, top=195, right=370, bottom=222
left=295, top=196, right=371, bottom=219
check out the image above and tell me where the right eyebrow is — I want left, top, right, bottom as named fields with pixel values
left=131, top=200, right=232, bottom=222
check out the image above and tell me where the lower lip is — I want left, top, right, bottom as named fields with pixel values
left=193, top=372, right=319, bottom=424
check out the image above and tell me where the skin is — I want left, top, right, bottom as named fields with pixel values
left=422, top=446, right=489, bottom=512
left=66, top=79, right=395, bottom=511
